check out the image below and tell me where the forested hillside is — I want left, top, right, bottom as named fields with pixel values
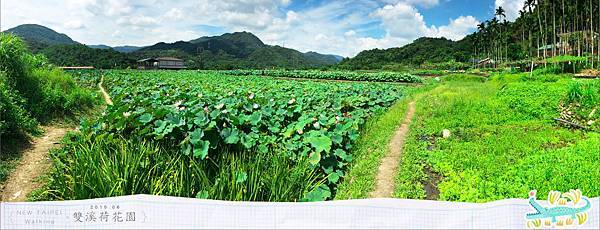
left=137, top=32, right=341, bottom=69
left=337, top=37, right=473, bottom=70
left=3, top=25, right=341, bottom=69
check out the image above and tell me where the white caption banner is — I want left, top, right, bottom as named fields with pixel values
left=1, top=195, right=599, bottom=229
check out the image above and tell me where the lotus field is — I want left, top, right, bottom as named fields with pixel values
left=219, top=69, right=422, bottom=83
left=46, top=70, right=407, bottom=201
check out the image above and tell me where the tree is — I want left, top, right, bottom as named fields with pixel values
left=496, top=7, right=507, bottom=62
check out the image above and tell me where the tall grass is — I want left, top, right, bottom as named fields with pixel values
left=42, top=132, right=324, bottom=201
left=0, top=33, right=96, bottom=137
left=566, top=81, right=599, bottom=107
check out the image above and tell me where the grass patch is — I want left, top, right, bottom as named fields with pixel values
left=394, top=74, right=600, bottom=202
left=38, top=132, right=325, bottom=202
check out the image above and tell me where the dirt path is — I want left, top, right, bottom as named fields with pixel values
left=0, top=127, right=69, bottom=202
left=99, top=75, right=113, bottom=106
left=370, top=101, right=416, bottom=198
left=0, top=76, right=113, bottom=202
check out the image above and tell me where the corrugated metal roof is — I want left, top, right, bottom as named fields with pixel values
left=138, top=57, right=184, bottom=62
left=137, top=58, right=157, bottom=62
left=156, top=57, right=183, bottom=61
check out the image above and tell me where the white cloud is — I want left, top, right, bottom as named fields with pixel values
left=85, top=0, right=133, bottom=17
left=428, top=16, right=479, bottom=40
left=193, top=0, right=290, bottom=30
left=495, top=0, right=525, bottom=21
left=366, top=2, right=478, bottom=52
left=164, top=8, right=184, bottom=20
left=117, top=15, right=159, bottom=27
left=378, top=0, right=440, bottom=8
left=63, top=20, right=85, bottom=30
left=344, top=30, right=357, bottom=37
left=372, top=3, right=429, bottom=38
left=402, top=0, right=440, bottom=8
left=1, top=0, right=479, bottom=57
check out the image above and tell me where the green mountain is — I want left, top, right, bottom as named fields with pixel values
left=3, top=24, right=341, bottom=69
left=137, top=32, right=341, bottom=69
left=113, top=46, right=143, bottom=53
left=2, top=25, right=134, bottom=68
left=3, top=24, right=78, bottom=52
left=337, top=37, right=473, bottom=70
left=88, top=44, right=112, bottom=50
left=88, top=44, right=143, bottom=53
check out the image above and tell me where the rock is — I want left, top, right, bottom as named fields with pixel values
left=442, top=129, right=451, bottom=139
left=12, top=190, right=22, bottom=199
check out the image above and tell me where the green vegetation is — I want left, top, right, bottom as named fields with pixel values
left=0, top=34, right=96, bottom=137
left=138, top=32, right=340, bottom=69
left=337, top=37, right=472, bottom=70
left=3, top=24, right=77, bottom=52
left=45, top=132, right=323, bottom=201
left=0, top=34, right=96, bottom=185
left=394, top=73, right=600, bottom=202
left=4, top=25, right=341, bottom=70
left=472, top=1, right=600, bottom=65
left=340, top=1, right=600, bottom=72
left=42, top=70, right=406, bottom=201
left=40, top=44, right=135, bottom=69
left=221, top=69, right=422, bottom=83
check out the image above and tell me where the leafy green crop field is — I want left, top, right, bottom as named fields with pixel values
left=38, top=69, right=599, bottom=203
left=394, top=74, right=600, bottom=202
left=43, top=70, right=406, bottom=201
left=219, top=69, right=422, bottom=83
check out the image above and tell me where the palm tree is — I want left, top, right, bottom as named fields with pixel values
left=590, top=0, right=594, bottom=68
left=496, top=7, right=507, bottom=62
left=524, top=0, right=535, bottom=58
left=490, top=17, right=500, bottom=65
left=534, top=0, right=545, bottom=60
left=477, top=22, right=487, bottom=58
left=519, top=10, right=528, bottom=57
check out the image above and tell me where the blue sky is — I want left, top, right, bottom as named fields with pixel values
left=1, top=0, right=525, bottom=57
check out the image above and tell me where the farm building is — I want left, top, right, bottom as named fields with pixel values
left=137, top=57, right=186, bottom=70
left=476, top=58, right=494, bottom=68
left=538, top=31, right=599, bottom=57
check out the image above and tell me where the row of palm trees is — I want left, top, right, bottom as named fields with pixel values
left=473, top=0, right=600, bottom=66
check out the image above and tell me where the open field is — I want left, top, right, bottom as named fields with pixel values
left=395, top=74, right=600, bottom=202
left=38, top=70, right=409, bottom=201
left=28, top=69, right=596, bottom=203
left=2, top=24, right=599, bottom=205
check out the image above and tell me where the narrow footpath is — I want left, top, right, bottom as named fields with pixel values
left=0, top=127, right=69, bottom=201
left=0, top=75, right=113, bottom=202
left=369, top=101, right=416, bottom=198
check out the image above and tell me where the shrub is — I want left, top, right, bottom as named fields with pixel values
left=0, top=72, right=39, bottom=136
left=566, top=81, right=599, bottom=107
left=0, top=33, right=96, bottom=137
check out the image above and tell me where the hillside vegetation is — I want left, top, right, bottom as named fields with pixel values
left=3, top=24, right=78, bottom=52
left=40, top=44, right=135, bottom=69
left=137, top=32, right=340, bottom=69
left=3, top=25, right=341, bottom=69
left=337, top=37, right=473, bottom=70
